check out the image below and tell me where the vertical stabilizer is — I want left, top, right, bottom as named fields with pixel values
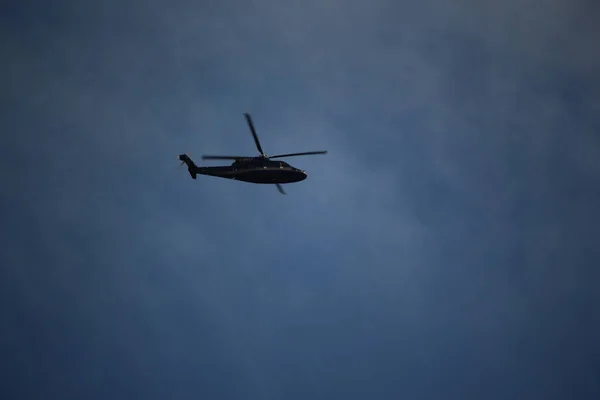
left=178, top=154, right=197, bottom=179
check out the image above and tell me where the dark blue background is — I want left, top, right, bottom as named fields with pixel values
left=2, top=1, right=599, bottom=398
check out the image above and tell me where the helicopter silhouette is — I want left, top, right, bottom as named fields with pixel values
left=179, top=113, right=327, bottom=194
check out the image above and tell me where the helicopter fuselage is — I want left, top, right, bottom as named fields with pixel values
left=179, top=112, right=326, bottom=194
left=192, top=158, right=307, bottom=184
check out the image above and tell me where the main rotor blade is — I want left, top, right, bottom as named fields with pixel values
left=202, top=155, right=248, bottom=160
left=244, top=113, right=265, bottom=156
left=276, top=184, right=286, bottom=195
left=268, top=150, right=328, bottom=159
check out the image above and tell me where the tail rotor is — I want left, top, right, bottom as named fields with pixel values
left=178, top=153, right=197, bottom=179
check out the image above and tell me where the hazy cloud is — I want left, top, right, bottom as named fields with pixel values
left=2, top=0, right=599, bottom=399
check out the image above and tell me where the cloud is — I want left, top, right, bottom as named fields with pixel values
left=2, top=0, right=599, bottom=398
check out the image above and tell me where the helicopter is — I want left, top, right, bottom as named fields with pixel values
left=179, top=113, right=327, bottom=194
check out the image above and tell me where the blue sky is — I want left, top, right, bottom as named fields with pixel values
left=2, top=0, right=599, bottom=398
